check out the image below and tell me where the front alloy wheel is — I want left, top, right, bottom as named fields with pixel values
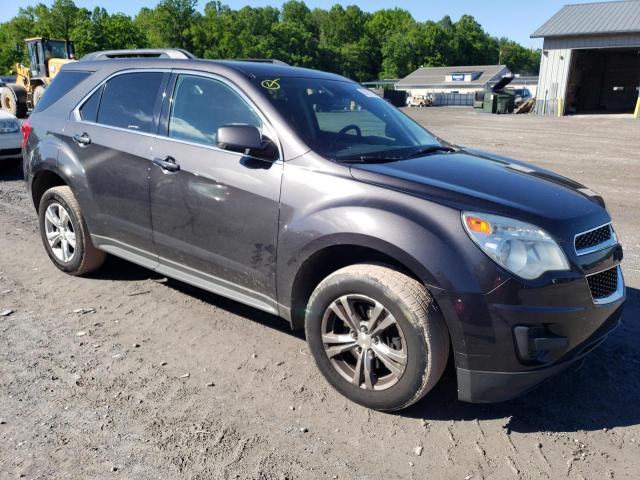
left=306, top=264, right=450, bottom=411
left=322, top=294, right=407, bottom=391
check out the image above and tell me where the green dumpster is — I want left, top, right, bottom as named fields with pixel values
left=483, top=93, right=497, bottom=113
left=480, top=76, right=515, bottom=114
left=496, top=93, right=515, bottom=114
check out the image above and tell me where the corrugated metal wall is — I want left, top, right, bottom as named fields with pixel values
left=535, top=33, right=640, bottom=115
left=536, top=47, right=573, bottom=116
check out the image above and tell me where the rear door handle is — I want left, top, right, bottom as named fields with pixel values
left=72, top=133, right=91, bottom=146
left=152, top=156, right=180, bottom=172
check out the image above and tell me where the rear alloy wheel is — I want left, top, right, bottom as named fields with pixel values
left=306, top=264, right=450, bottom=411
left=38, top=186, right=105, bottom=275
left=44, top=202, right=77, bottom=263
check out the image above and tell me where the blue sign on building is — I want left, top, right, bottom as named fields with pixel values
left=451, top=73, right=465, bottom=81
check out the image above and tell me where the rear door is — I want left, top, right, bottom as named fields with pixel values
left=148, top=72, right=283, bottom=312
left=66, top=71, right=168, bottom=265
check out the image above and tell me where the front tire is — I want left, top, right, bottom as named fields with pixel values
left=38, top=186, right=105, bottom=275
left=305, top=264, right=449, bottom=411
left=33, top=85, right=46, bottom=108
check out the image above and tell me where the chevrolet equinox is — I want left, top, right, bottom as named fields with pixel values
left=23, top=58, right=625, bottom=410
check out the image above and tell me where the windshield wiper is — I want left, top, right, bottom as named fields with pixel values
left=337, top=145, right=456, bottom=164
left=406, top=145, right=456, bottom=158
left=338, top=155, right=405, bottom=164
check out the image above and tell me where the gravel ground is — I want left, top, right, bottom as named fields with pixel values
left=1, top=108, right=639, bottom=479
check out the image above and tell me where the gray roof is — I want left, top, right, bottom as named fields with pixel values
left=396, top=65, right=509, bottom=88
left=531, top=1, right=640, bottom=38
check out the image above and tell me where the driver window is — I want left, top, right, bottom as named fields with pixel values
left=169, top=74, right=262, bottom=146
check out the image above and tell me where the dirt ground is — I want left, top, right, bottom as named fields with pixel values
left=1, top=108, right=639, bottom=480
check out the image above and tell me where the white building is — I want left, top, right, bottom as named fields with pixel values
left=395, top=65, right=512, bottom=106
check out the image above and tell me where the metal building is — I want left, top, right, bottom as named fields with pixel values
left=532, top=0, right=640, bottom=116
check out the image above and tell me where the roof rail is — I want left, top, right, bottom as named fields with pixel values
left=227, top=58, right=289, bottom=66
left=80, top=48, right=195, bottom=61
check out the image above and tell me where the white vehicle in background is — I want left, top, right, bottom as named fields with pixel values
left=0, top=109, right=22, bottom=162
left=407, top=94, right=433, bottom=107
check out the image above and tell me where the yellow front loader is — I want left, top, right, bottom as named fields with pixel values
left=1, top=37, right=76, bottom=118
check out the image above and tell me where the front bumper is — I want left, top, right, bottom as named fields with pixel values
left=0, top=148, right=22, bottom=160
left=435, top=243, right=625, bottom=403
left=0, top=132, right=22, bottom=160
left=456, top=303, right=622, bottom=402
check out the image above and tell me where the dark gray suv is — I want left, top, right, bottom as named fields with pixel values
left=23, top=58, right=624, bottom=411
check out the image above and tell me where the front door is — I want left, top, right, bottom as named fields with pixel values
left=65, top=71, right=167, bottom=263
left=149, top=73, right=283, bottom=312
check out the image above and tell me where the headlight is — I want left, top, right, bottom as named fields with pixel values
left=462, top=212, right=570, bottom=280
left=0, top=119, right=20, bottom=133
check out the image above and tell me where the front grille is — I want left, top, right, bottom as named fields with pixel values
left=0, top=148, right=21, bottom=156
left=587, top=267, right=618, bottom=300
left=575, top=224, right=612, bottom=252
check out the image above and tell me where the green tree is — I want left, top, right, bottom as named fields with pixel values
left=498, top=38, right=540, bottom=74
left=0, top=0, right=541, bottom=79
left=135, top=0, right=198, bottom=51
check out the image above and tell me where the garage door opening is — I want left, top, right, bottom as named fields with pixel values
left=565, top=48, right=640, bottom=114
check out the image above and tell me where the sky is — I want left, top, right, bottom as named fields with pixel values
left=0, top=0, right=612, bottom=48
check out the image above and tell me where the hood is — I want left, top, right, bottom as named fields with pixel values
left=349, top=148, right=609, bottom=238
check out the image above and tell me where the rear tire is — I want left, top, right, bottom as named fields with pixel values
left=38, top=186, right=105, bottom=276
left=1, top=86, right=27, bottom=118
left=305, top=264, right=449, bottom=411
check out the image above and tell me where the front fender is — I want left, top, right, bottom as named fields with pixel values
left=276, top=157, right=510, bottom=322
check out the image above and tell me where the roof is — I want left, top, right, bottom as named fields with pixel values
left=510, top=75, right=539, bottom=85
left=64, top=57, right=351, bottom=83
left=81, top=48, right=195, bottom=60
left=531, top=1, right=640, bottom=38
left=396, top=65, right=509, bottom=88
left=24, top=37, right=69, bottom=42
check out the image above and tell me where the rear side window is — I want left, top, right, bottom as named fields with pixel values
left=97, top=72, right=164, bottom=133
left=79, top=85, right=103, bottom=122
left=33, top=71, right=91, bottom=113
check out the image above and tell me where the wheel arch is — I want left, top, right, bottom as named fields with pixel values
left=31, top=168, right=67, bottom=211
left=285, top=236, right=444, bottom=331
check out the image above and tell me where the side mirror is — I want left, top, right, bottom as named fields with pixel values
left=217, top=125, right=262, bottom=153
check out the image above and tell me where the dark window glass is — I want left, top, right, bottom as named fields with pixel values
left=255, top=76, right=439, bottom=161
left=79, top=85, right=102, bottom=122
left=168, top=74, right=262, bottom=146
left=97, top=72, right=164, bottom=133
left=33, top=71, right=91, bottom=113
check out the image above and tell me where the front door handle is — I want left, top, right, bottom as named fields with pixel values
left=72, top=133, right=91, bottom=146
left=153, top=156, right=180, bottom=172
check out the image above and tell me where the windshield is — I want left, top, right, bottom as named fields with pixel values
left=255, top=76, right=441, bottom=161
left=45, top=40, right=69, bottom=59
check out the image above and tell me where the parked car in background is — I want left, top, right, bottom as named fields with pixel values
left=407, top=94, right=433, bottom=107
left=0, top=110, right=22, bottom=162
left=23, top=58, right=624, bottom=411
left=509, top=87, right=533, bottom=106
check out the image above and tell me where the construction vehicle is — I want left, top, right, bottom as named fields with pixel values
left=0, top=37, right=76, bottom=118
